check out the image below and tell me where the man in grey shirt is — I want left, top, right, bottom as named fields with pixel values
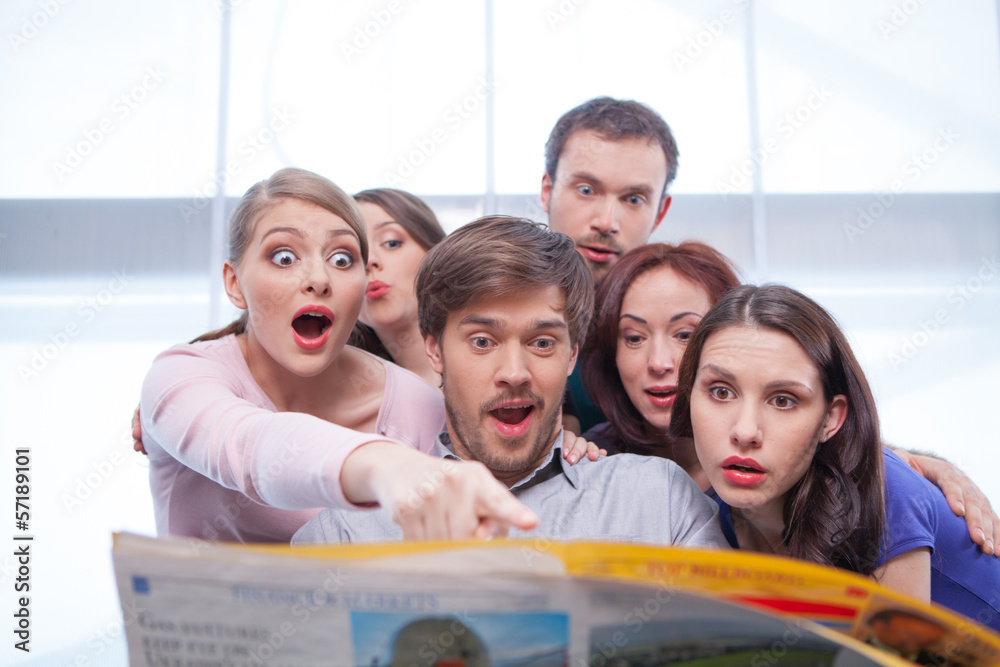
left=294, top=215, right=726, bottom=549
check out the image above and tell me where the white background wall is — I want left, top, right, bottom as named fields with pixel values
left=0, top=1, right=998, bottom=664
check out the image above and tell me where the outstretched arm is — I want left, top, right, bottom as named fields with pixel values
left=893, top=449, right=997, bottom=556
left=342, top=442, right=538, bottom=540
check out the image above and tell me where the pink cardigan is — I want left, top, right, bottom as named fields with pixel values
left=140, top=335, right=444, bottom=542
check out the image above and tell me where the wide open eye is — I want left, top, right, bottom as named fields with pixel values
left=708, top=386, right=733, bottom=401
left=329, top=251, right=354, bottom=269
left=270, top=250, right=296, bottom=267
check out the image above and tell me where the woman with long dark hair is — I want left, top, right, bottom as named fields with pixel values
left=669, top=284, right=999, bottom=629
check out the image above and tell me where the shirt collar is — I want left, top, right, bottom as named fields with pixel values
left=435, top=429, right=579, bottom=490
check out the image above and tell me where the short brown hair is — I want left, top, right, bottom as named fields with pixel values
left=581, top=242, right=741, bottom=455
left=416, top=216, right=593, bottom=345
left=544, top=96, right=679, bottom=198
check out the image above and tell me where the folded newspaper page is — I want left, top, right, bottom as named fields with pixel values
left=113, top=532, right=998, bottom=666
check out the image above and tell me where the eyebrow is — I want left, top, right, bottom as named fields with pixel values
left=457, top=315, right=568, bottom=333
left=570, top=170, right=656, bottom=196
left=620, top=311, right=702, bottom=325
left=372, top=220, right=399, bottom=232
left=260, top=226, right=357, bottom=243
left=700, top=363, right=815, bottom=392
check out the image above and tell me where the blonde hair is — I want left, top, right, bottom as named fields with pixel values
left=193, top=168, right=367, bottom=342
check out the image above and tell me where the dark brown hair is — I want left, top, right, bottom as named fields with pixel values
left=416, top=216, right=593, bottom=345
left=544, top=96, right=679, bottom=199
left=581, top=242, right=741, bottom=455
left=669, top=284, right=885, bottom=575
left=191, top=168, right=367, bottom=343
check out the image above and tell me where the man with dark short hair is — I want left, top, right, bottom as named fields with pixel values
left=294, top=217, right=727, bottom=547
left=541, top=96, right=678, bottom=286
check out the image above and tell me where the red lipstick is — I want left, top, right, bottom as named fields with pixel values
left=365, top=280, right=390, bottom=300
left=291, top=305, right=334, bottom=350
left=721, top=456, right=766, bottom=486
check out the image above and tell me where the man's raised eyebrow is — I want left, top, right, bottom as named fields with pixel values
left=532, top=318, right=568, bottom=332
left=456, top=316, right=568, bottom=333
left=457, top=315, right=502, bottom=330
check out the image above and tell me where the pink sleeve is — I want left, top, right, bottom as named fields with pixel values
left=140, top=341, right=388, bottom=512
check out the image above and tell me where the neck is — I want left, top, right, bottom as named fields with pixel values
left=447, top=427, right=560, bottom=489
left=373, top=320, right=441, bottom=390
left=239, top=332, right=379, bottom=415
left=731, top=503, right=788, bottom=555
left=666, top=436, right=710, bottom=492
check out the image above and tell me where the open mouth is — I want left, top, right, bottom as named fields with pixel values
left=488, top=401, right=536, bottom=438
left=722, top=456, right=766, bottom=485
left=579, top=245, right=618, bottom=263
left=490, top=404, right=533, bottom=425
left=725, top=463, right=763, bottom=473
left=292, top=312, right=332, bottom=340
left=645, top=386, right=676, bottom=407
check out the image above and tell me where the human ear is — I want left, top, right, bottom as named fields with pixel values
left=652, top=194, right=672, bottom=232
left=820, top=395, right=848, bottom=443
left=540, top=172, right=554, bottom=213
left=223, top=260, right=247, bottom=310
left=566, top=343, right=579, bottom=377
left=424, top=334, right=444, bottom=374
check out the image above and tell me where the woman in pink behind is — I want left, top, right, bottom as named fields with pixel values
left=140, top=168, right=537, bottom=543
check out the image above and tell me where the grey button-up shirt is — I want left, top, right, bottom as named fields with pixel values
left=293, top=430, right=728, bottom=549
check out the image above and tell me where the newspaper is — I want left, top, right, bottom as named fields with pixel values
left=113, top=532, right=999, bottom=666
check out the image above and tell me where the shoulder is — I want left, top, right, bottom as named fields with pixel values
left=581, top=422, right=623, bottom=456
left=883, top=448, right=941, bottom=509
left=576, top=450, right=699, bottom=493
left=378, top=354, right=442, bottom=413
left=880, top=448, right=940, bottom=562
left=144, top=335, right=248, bottom=389
left=370, top=353, right=445, bottom=450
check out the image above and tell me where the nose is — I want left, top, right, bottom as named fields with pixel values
left=367, top=248, right=382, bottom=272
left=302, top=257, right=331, bottom=297
left=496, top=346, right=531, bottom=388
left=730, top=401, right=762, bottom=448
left=592, top=199, right=620, bottom=235
left=647, top=337, right=678, bottom=377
